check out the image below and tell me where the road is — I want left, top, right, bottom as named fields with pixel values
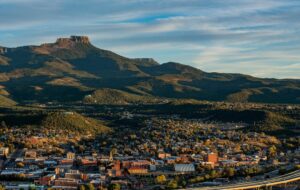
left=183, top=170, right=300, bottom=190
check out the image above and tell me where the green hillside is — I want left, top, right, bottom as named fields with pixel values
left=0, top=95, right=17, bottom=107
left=83, top=88, right=162, bottom=105
left=42, top=112, right=112, bottom=134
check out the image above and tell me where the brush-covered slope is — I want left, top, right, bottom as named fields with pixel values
left=0, top=95, right=17, bottom=107
left=83, top=88, right=162, bottom=105
left=41, top=112, right=112, bottom=134
left=0, top=36, right=299, bottom=104
left=0, top=110, right=112, bottom=135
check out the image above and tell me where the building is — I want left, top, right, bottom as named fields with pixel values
left=174, top=164, right=195, bottom=173
left=54, top=178, right=79, bottom=187
left=25, top=150, right=37, bottom=159
left=127, top=166, right=148, bottom=174
left=0, top=147, right=9, bottom=157
left=158, top=152, right=171, bottom=159
left=66, top=152, right=75, bottom=160
left=65, top=170, right=82, bottom=180
left=108, top=160, right=122, bottom=177
left=80, top=159, right=97, bottom=166
left=205, top=152, right=218, bottom=164
left=35, top=174, right=56, bottom=186
left=60, top=159, right=74, bottom=165
left=5, top=184, right=44, bottom=190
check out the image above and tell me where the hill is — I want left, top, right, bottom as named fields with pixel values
left=41, top=112, right=112, bottom=134
left=83, top=88, right=163, bottom=105
left=0, top=110, right=112, bottom=134
left=0, top=95, right=17, bottom=107
left=0, top=36, right=299, bottom=104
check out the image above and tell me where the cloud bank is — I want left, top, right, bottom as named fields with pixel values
left=0, top=0, right=299, bottom=78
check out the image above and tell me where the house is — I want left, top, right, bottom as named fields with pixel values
left=219, top=160, right=238, bottom=167
left=65, top=170, right=82, bottom=180
left=53, top=178, right=79, bottom=188
left=158, top=152, right=171, bottom=159
left=35, top=174, right=56, bottom=186
left=80, top=159, right=97, bottom=166
left=25, top=150, right=37, bottom=159
left=165, top=156, right=180, bottom=164
left=60, top=159, right=74, bottom=165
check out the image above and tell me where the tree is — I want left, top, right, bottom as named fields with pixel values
left=85, top=184, right=95, bottom=190
left=17, top=173, right=26, bottom=180
left=209, top=170, right=217, bottom=178
left=167, top=179, right=178, bottom=189
left=155, top=175, right=167, bottom=184
left=78, top=145, right=85, bottom=153
left=29, top=186, right=36, bottom=190
left=108, top=184, right=121, bottom=190
left=16, top=162, right=24, bottom=168
left=225, top=167, right=235, bottom=177
left=79, top=185, right=85, bottom=190
left=1, top=121, right=7, bottom=128
left=268, top=145, right=277, bottom=158
left=178, top=177, right=187, bottom=188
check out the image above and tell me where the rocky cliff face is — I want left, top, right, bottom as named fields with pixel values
left=35, top=36, right=91, bottom=53
left=56, top=36, right=90, bottom=45
left=70, top=36, right=90, bottom=44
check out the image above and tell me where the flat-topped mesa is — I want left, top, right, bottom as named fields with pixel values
left=36, top=36, right=91, bottom=54
left=70, top=36, right=90, bottom=43
left=55, top=36, right=90, bottom=46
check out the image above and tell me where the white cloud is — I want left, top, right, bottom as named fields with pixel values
left=0, top=0, right=300, bottom=78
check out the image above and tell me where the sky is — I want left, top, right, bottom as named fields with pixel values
left=0, top=0, right=299, bottom=79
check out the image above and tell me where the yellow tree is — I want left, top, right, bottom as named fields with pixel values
left=155, top=175, right=167, bottom=184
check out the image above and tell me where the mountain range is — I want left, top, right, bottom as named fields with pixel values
left=0, top=36, right=299, bottom=105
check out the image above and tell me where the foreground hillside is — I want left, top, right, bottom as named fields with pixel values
left=0, top=110, right=112, bottom=135
left=0, top=36, right=299, bottom=104
left=0, top=102, right=299, bottom=137
left=41, top=112, right=112, bottom=134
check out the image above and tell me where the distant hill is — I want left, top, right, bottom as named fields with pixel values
left=0, top=36, right=299, bottom=104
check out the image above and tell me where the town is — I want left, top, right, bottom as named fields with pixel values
left=0, top=103, right=299, bottom=190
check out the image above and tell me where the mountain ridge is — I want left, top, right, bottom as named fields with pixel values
left=0, top=36, right=299, bottom=105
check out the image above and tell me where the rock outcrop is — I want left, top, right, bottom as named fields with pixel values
left=56, top=36, right=90, bottom=45
left=36, top=36, right=91, bottom=53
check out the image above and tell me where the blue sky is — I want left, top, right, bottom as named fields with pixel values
left=0, top=0, right=299, bottom=79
